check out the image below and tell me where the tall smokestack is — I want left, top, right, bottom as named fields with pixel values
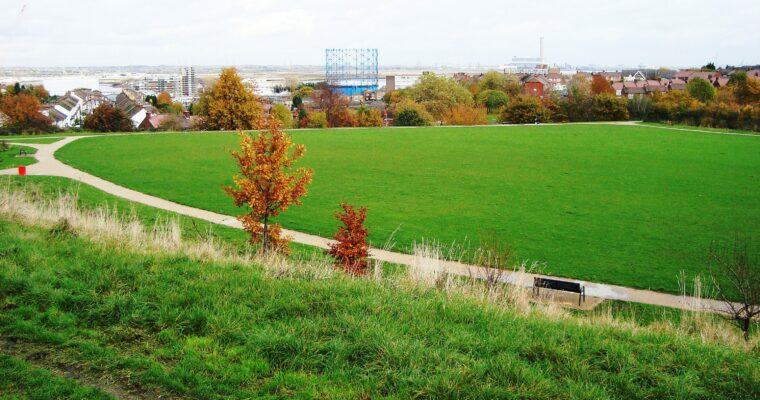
left=540, top=36, right=545, bottom=63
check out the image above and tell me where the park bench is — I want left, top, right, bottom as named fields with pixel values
left=18, top=149, right=27, bottom=157
left=533, top=277, right=585, bottom=305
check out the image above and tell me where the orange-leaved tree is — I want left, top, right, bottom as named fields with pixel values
left=328, top=203, right=370, bottom=275
left=225, top=116, right=313, bottom=253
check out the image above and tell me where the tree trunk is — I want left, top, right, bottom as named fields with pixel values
left=742, top=317, right=750, bottom=342
left=262, top=215, right=269, bottom=252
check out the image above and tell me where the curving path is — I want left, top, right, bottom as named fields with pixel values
left=0, top=133, right=746, bottom=314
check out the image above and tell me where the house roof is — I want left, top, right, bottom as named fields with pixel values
left=612, top=82, right=624, bottom=90
left=47, top=107, right=67, bottom=122
left=623, top=86, right=646, bottom=94
left=115, top=92, right=145, bottom=118
left=57, top=94, right=80, bottom=111
left=522, top=75, right=550, bottom=86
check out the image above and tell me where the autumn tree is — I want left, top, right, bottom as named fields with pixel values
left=590, top=75, right=614, bottom=95
left=157, top=91, right=172, bottom=112
left=443, top=104, right=488, bottom=125
left=0, top=93, right=52, bottom=133
left=402, top=72, right=473, bottom=120
left=477, top=71, right=507, bottom=92
left=729, top=71, right=760, bottom=105
left=225, top=116, right=313, bottom=253
left=303, top=111, right=328, bottom=128
left=312, top=88, right=357, bottom=127
left=202, top=67, right=263, bottom=130
left=328, top=203, right=370, bottom=275
left=83, top=103, right=133, bottom=132
left=356, top=106, right=384, bottom=127
left=592, top=94, right=630, bottom=121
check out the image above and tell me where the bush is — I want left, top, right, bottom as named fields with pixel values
left=498, top=95, right=549, bottom=124
left=443, top=104, right=488, bottom=125
left=393, top=100, right=433, bottom=126
left=592, top=94, right=630, bottom=121
left=356, top=106, right=384, bottom=127
left=328, top=203, right=370, bottom=275
left=304, top=111, right=327, bottom=128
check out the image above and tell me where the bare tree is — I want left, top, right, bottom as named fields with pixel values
left=708, top=236, right=759, bottom=341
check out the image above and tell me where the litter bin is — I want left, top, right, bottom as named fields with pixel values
left=18, top=166, right=26, bottom=176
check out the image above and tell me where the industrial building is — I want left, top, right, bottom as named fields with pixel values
left=325, top=48, right=379, bottom=96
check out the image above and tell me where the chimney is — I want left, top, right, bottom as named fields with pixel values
left=540, top=37, right=545, bottom=63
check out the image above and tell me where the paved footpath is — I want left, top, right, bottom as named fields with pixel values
left=0, top=134, right=745, bottom=314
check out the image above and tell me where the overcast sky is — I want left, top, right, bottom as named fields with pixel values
left=1, top=0, right=758, bottom=68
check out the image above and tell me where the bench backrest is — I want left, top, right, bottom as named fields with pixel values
left=534, top=277, right=583, bottom=293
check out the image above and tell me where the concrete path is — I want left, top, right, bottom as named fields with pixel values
left=0, top=134, right=746, bottom=314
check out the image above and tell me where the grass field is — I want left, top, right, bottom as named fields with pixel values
left=0, top=137, right=64, bottom=144
left=0, top=145, right=37, bottom=169
left=0, top=192, right=757, bottom=399
left=56, top=124, right=760, bottom=295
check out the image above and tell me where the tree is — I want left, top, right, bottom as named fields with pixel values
left=687, top=77, right=717, bottom=103
left=476, top=90, right=509, bottom=113
left=270, top=103, right=292, bottom=128
left=83, top=103, right=132, bottom=132
left=702, top=62, right=716, bottom=71
left=312, top=89, right=357, bottom=127
left=477, top=71, right=507, bottom=92
left=328, top=203, right=370, bottom=275
left=224, top=116, right=313, bottom=253
left=498, top=95, right=548, bottom=124
left=292, top=94, right=303, bottom=110
left=356, top=106, right=384, bottom=127
left=729, top=71, right=760, bottom=105
left=404, top=72, right=473, bottom=120
left=590, top=75, right=614, bottom=95
left=443, top=104, right=488, bottom=125
left=393, top=100, right=433, bottom=126
left=157, top=92, right=172, bottom=112
left=708, top=236, right=759, bottom=341
left=0, top=93, right=52, bottom=133
left=145, top=95, right=158, bottom=107
left=592, top=94, right=630, bottom=121
left=203, top=67, right=263, bottom=130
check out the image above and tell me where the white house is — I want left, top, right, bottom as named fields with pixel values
left=46, top=92, right=83, bottom=128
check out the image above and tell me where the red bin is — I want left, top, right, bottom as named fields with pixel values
left=18, top=166, right=26, bottom=176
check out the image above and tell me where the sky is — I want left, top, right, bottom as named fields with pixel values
left=1, top=0, right=758, bottom=68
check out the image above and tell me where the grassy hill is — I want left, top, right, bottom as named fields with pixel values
left=55, top=124, right=760, bottom=295
left=0, top=180, right=757, bottom=399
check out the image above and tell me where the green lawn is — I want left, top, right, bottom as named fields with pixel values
left=0, top=137, right=64, bottom=144
left=0, top=214, right=757, bottom=399
left=56, top=124, right=760, bottom=295
left=0, top=145, right=37, bottom=169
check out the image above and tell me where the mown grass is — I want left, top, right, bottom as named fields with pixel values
left=638, top=122, right=760, bottom=135
left=0, top=354, right=113, bottom=400
left=0, top=137, right=64, bottom=144
left=56, top=124, right=760, bottom=296
left=0, top=145, right=36, bottom=170
left=0, top=213, right=758, bottom=399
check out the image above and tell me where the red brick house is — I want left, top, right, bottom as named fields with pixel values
left=522, top=75, right=550, bottom=99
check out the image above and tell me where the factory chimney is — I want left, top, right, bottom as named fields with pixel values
left=540, top=36, right=545, bottom=63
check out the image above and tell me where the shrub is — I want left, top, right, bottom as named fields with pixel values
left=498, top=95, right=549, bottom=124
left=328, top=203, right=370, bottom=275
left=592, top=94, right=630, bottom=121
left=356, top=106, right=384, bottom=127
left=304, top=111, right=328, bottom=128
left=393, top=100, right=433, bottom=126
left=443, top=104, right=488, bottom=125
